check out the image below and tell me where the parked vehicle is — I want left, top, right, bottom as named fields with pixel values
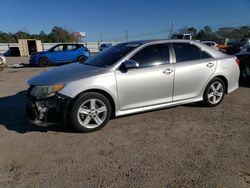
left=216, top=38, right=232, bottom=52
left=99, top=43, right=112, bottom=51
left=27, top=40, right=240, bottom=132
left=235, top=48, right=250, bottom=80
left=171, top=34, right=192, bottom=40
left=0, top=53, right=6, bottom=65
left=226, top=42, right=244, bottom=55
left=29, top=43, right=90, bottom=67
left=4, top=47, right=21, bottom=57
left=240, top=38, right=250, bottom=49
left=201, top=41, right=219, bottom=50
left=0, top=53, right=6, bottom=71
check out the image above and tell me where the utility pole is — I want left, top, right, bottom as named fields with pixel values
left=169, top=21, right=174, bottom=39
left=125, top=30, right=128, bottom=41
left=100, top=32, right=103, bottom=42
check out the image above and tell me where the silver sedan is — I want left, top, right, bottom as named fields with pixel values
left=27, top=40, right=240, bottom=132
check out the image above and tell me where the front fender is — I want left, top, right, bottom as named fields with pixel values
left=58, top=73, right=119, bottom=109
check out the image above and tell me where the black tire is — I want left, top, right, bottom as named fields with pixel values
left=39, top=57, right=50, bottom=67
left=78, top=56, right=87, bottom=63
left=69, top=92, right=112, bottom=133
left=202, top=78, right=225, bottom=107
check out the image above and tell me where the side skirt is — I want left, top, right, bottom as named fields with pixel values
left=115, top=97, right=203, bottom=117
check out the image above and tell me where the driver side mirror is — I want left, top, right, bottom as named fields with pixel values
left=123, top=60, right=139, bottom=69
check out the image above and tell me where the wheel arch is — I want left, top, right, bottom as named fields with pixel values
left=70, top=89, right=116, bottom=117
left=77, top=55, right=87, bottom=62
left=38, top=56, right=51, bottom=65
left=213, top=75, right=228, bottom=94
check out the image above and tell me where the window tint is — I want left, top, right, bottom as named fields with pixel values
left=67, top=45, right=77, bottom=51
left=173, top=43, right=211, bottom=62
left=130, top=44, right=169, bottom=68
left=52, top=45, right=64, bottom=52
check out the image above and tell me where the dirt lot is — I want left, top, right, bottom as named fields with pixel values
left=0, top=57, right=249, bottom=188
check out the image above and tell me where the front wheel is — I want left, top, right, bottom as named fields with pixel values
left=69, top=92, right=112, bottom=133
left=39, top=57, right=50, bottom=67
left=202, top=78, right=225, bottom=107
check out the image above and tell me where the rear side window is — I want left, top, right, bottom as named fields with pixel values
left=67, top=45, right=77, bottom=51
left=173, top=43, right=211, bottom=63
left=130, top=44, right=169, bottom=68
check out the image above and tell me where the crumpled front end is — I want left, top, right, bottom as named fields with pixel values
left=26, top=86, right=71, bottom=126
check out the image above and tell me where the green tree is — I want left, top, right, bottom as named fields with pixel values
left=197, top=26, right=217, bottom=41
left=238, top=26, right=250, bottom=38
left=39, top=30, right=47, bottom=42
left=0, top=31, right=16, bottom=42
left=49, top=26, right=71, bottom=42
left=13, top=31, right=30, bottom=40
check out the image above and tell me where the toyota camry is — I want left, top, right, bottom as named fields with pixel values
left=27, top=40, right=240, bottom=132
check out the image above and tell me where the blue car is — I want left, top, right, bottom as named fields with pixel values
left=99, top=43, right=112, bottom=51
left=29, top=43, right=91, bottom=67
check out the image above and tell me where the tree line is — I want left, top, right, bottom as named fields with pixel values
left=178, top=25, right=250, bottom=41
left=1, top=25, right=250, bottom=43
left=0, top=26, right=80, bottom=43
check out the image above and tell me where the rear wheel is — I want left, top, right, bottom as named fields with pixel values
left=39, top=57, right=50, bottom=67
left=202, top=78, right=225, bottom=107
left=69, top=92, right=112, bottom=132
left=78, top=56, right=87, bottom=63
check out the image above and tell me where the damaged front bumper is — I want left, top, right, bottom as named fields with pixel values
left=26, top=92, right=72, bottom=127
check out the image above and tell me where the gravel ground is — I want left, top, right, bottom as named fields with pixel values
left=0, top=57, right=249, bottom=188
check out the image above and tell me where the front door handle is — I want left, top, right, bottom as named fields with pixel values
left=163, top=68, right=173, bottom=75
left=207, top=62, right=214, bottom=68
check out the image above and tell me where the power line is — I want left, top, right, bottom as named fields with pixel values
left=169, top=21, right=174, bottom=39
left=99, top=22, right=250, bottom=42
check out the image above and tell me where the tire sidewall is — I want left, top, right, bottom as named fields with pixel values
left=69, top=92, right=112, bottom=133
left=78, top=56, right=87, bottom=63
left=39, top=57, right=50, bottom=67
left=203, top=78, right=225, bottom=107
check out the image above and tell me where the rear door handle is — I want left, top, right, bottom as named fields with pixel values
left=207, top=62, right=214, bottom=68
left=163, top=68, right=173, bottom=75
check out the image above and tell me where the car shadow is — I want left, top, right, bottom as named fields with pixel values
left=7, top=63, right=32, bottom=68
left=0, top=90, right=76, bottom=134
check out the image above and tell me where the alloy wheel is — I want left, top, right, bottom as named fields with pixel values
left=207, top=81, right=224, bottom=105
left=77, top=99, right=107, bottom=129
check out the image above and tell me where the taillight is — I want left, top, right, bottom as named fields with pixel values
left=235, top=58, right=240, bottom=66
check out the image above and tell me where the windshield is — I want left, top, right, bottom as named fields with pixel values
left=84, top=43, right=140, bottom=67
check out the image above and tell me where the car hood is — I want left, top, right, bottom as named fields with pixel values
left=28, top=63, right=107, bottom=85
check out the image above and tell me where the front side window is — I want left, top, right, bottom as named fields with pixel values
left=130, top=44, right=169, bottom=68
left=173, top=43, right=211, bottom=63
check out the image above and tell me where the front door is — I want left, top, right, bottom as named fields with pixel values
left=115, top=43, right=174, bottom=111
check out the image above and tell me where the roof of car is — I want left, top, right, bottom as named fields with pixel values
left=56, top=43, right=83, bottom=45
left=123, top=39, right=203, bottom=44
left=122, top=39, right=226, bottom=58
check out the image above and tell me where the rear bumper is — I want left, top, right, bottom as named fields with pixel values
left=26, top=93, right=72, bottom=127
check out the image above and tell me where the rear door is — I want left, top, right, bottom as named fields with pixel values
left=172, top=42, right=216, bottom=101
